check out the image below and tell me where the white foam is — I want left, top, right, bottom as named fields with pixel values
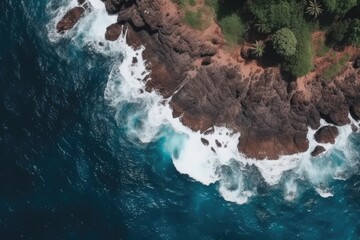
left=315, top=187, right=334, bottom=198
left=50, top=0, right=360, bottom=204
left=88, top=0, right=105, bottom=9
left=284, top=178, right=298, bottom=201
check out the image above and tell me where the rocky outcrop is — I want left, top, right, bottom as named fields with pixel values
left=55, top=0, right=360, bottom=159
left=311, top=146, right=326, bottom=157
left=107, top=0, right=360, bottom=159
left=105, top=23, right=122, bottom=41
left=104, top=0, right=127, bottom=14
left=56, top=7, right=85, bottom=33
left=314, top=126, right=339, bottom=144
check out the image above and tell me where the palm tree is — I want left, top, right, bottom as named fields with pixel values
left=306, top=0, right=323, bottom=18
left=251, top=40, right=265, bottom=58
left=254, top=22, right=269, bottom=34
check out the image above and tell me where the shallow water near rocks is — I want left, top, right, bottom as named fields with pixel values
left=1, top=0, right=360, bottom=239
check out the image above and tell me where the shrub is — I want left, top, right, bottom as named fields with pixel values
left=326, top=21, right=349, bottom=46
left=272, top=28, right=297, bottom=57
left=219, top=14, right=244, bottom=45
left=322, top=0, right=357, bottom=17
left=268, top=1, right=292, bottom=29
left=283, top=25, right=313, bottom=77
left=249, top=0, right=297, bottom=33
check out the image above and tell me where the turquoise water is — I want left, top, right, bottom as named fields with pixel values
left=1, top=0, right=360, bottom=239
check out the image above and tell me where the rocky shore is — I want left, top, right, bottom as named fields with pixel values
left=56, top=0, right=360, bottom=159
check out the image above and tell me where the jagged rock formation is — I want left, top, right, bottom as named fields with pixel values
left=56, top=0, right=360, bottom=159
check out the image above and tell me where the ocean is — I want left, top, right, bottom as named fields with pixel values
left=1, top=0, right=360, bottom=239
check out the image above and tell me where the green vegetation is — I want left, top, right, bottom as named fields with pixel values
left=219, top=14, right=244, bottom=45
left=347, top=19, right=360, bottom=46
left=306, top=0, right=323, bottom=18
left=252, top=40, right=265, bottom=57
left=184, top=10, right=203, bottom=29
left=174, top=0, right=359, bottom=78
left=204, top=0, right=219, bottom=14
left=322, top=0, right=356, bottom=16
left=314, top=37, right=330, bottom=57
left=283, top=25, right=313, bottom=77
left=272, top=28, right=297, bottom=57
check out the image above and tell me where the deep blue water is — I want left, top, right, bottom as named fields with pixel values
left=1, top=0, right=360, bottom=239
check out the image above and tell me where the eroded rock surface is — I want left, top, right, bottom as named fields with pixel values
left=56, top=0, right=360, bottom=159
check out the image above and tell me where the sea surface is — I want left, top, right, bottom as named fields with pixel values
left=1, top=0, right=360, bottom=239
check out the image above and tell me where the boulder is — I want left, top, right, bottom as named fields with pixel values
left=314, top=126, right=339, bottom=144
left=311, top=146, right=326, bottom=157
left=105, top=23, right=122, bottom=41
left=56, top=7, right=85, bottom=33
left=105, top=0, right=126, bottom=14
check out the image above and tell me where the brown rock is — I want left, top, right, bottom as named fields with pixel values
left=353, top=56, right=360, bottom=68
left=239, top=131, right=309, bottom=160
left=104, top=0, right=125, bottom=14
left=202, top=56, right=212, bottom=66
left=105, top=23, right=122, bottom=41
left=311, top=146, right=326, bottom=157
left=314, top=126, right=339, bottom=144
left=56, top=7, right=85, bottom=33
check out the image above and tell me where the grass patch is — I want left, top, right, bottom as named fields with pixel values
left=314, top=37, right=330, bottom=57
left=184, top=7, right=212, bottom=30
left=323, top=54, right=350, bottom=79
left=189, top=0, right=196, bottom=6
left=219, top=14, right=244, bottom=45
left=184, top=10, right=203, bottom=29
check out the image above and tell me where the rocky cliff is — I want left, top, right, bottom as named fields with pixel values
left=57, top=0, right=360, bottom=159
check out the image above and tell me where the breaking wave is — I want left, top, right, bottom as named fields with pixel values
left=49, top=0, right=360, bottom=204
